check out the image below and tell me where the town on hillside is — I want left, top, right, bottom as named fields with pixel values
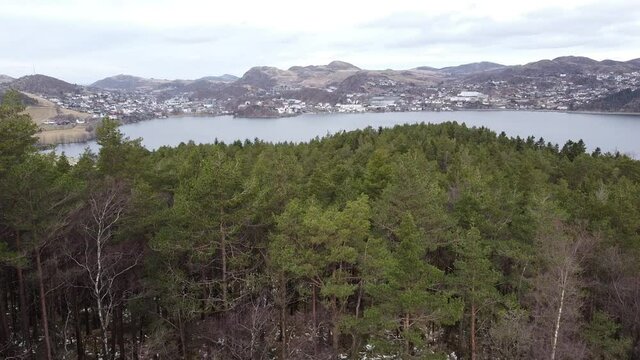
left=2, top=56, right=640, bottom=145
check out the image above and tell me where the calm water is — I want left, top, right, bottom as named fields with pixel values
left=54, top=111, right=640, bottom=158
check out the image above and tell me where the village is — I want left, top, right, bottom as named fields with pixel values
left=34, top=69, right=640, bottom=127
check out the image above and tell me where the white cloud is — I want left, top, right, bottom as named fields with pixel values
left=0, top=0, right=637, bottom=83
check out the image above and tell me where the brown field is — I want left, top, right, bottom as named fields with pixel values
left=21, top=92, right=95, bottom=145
left=36, top=126, right=95, bottom=145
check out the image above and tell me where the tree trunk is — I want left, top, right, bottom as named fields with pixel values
left=280, top=275, right=287, bottom=360
left=351, top=281, right=364, bottom=357
left=72, top=296, right=85, bottom=360
left=312, top=284, right=318, bottom=355
left=551, top=271, right=568, bottom=360
left=10, top=287, right=17, bottom=335
left=470, top=303, right=477, bottom=360
left=117, top=306, right=125, bottom=360
left=0, top=276, right=10, bottom=346
left=220, top=221, right=228, bottom=308
left=110, top=311, right=117, bottom=360
left=404, top=313, right=411, bottom=355
left=84, top=306, right=91, bottom=336
left=16, top=231, right=31, bottom=351
left=132, top=316, right=143, bottom=360
left=93, top=232, right=110, bottom=359
left=178, top=309, right=187, bottom=359
left=332, top=295, right=339, bottom=353
left=35, top=249, right=53, bottom=360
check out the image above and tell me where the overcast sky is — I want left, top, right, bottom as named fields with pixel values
left=1, top=0, right=639, bottom=84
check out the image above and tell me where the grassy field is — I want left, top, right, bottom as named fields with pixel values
left=21, top=93, right=95, bottom=145
left=36, top=126, right=95, bottom=145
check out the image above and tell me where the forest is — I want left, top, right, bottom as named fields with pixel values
left=1, top=89, right=639, bottom=359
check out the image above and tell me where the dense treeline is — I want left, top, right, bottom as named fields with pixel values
left=1, top=89, right=639, bottom=359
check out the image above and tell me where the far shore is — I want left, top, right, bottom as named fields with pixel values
left=41, top=108, right=640, bottom=147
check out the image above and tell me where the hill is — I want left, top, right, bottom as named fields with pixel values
left=197, top=74, right=239, bottom=82
left=627, top=58, right=640, bottom=67
left=468, top=56, right=640, bottom=82
left=90, top=74, right=171, bottom=90
left=237, top=61, right=362, bottom=89
left=92, top=74, right=240, bottom=91
left=237, top=60, right=445, bottom=93
left=580, top=88, right=640, bottom=112
left=0, top=74, right=14, bottom=84
left=10, top=74, right=81, bottom=96
left=439, top=61, right=506, bottom=75
left=414, top=66, right=439, bottom=71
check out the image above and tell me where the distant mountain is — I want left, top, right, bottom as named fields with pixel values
left=10, top=74, right=81, bottom=96
left=469, top=56, right=640, bottom=82
left=414, top=66, right=439, bottom=71
left=413, top=63, right=505, bottom=74
left=236, top=60, right=448, bottom=93
left=325, top=61, right=361, bottom=71
left=5, top=55, right=640, bottom=102
left=238, top=61, right=362, bottom=89
left=521, top=56, right=638, bottom=74
left=335, top=69, right=440, bottom=94
left=627, top=58, right=640, bottom=67
left=0, top=75, right=14, bottom=84
left=91, top=74, right=170, bottom=90
left=237, top=67, right=282, bottom=89
left=439, top=62, right=506, bottom=75
left=580, top=88, right=640, bottom=112
left=197, top=74, right=239, bottom=82
left=92, top=74, right=239, bottom=91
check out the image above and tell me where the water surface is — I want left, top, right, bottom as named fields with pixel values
left=55, top=111, right=640, bottom=158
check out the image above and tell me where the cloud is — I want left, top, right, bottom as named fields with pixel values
left=366, top=1, right=640, bottom=52
left=0, top=0, right=638, bottom=82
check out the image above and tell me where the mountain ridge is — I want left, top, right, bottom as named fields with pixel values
left=4, top=56, right=640, bottom=99
left=91, top=74, right=239, bottom=91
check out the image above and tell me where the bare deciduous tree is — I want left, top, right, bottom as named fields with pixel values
left=69, top=180, right=139, bottom=359
left=528, top=223, right=593, bottom=360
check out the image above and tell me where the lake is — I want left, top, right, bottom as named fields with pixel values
left=54, top=111, right=640, bottom=158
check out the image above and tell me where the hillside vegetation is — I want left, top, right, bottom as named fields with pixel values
left=580, top=88, right=640, bottom=112
left=1, top=91, right=639, bottom=359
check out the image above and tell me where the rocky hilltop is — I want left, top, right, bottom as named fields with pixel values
left=237, top=61, right=362, bottom=89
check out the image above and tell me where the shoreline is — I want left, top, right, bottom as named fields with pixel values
left=46, top=108, right=640, bottom=147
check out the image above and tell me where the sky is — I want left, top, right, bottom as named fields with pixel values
left=1, top=0, right=639, bottom=84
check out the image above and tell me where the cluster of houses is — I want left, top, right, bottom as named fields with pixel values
left=42, top=91, right=229, bottom=124
left=33, top=69, right=640, bottom=123
left=452, top=71, right=640, bottom=110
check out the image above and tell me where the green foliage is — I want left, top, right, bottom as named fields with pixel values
left=0, top=90, right=37, bottom=175
left=2, top=121, right=640, bottom=358
left=450, top=228, right=501, bottom=306
left=584, top=311, right=632, bottom=359
left=96, top=117, right=149, bottom=178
